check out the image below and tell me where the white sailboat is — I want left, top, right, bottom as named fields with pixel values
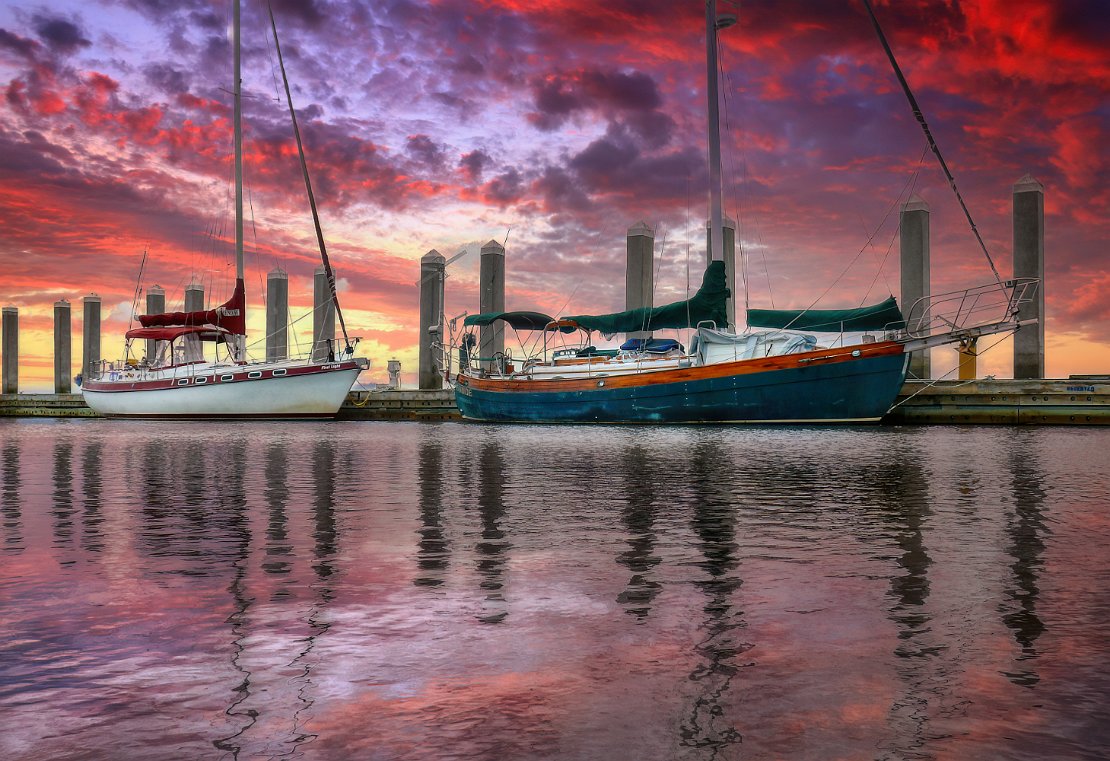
left=82, top=0, right=367, bottom=419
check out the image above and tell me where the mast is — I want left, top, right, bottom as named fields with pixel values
left=706, top=0, right=726, bottom=265
left=231, top=0, right=246, bottom=360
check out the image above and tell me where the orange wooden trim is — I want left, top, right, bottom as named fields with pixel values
left=459, top=341, right=903, bottom=393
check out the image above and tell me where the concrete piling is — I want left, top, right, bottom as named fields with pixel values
left=313, top=265, right=335, bottom=363
left=2, top=307, right=17, bottom=394
left=82, top=295, right=101, bottom=381
left=266, top=268, right=288, bottom=362
left=705, top=216, right=737, bottom=329
left=626, top=222, right=654, bottom=339
left=479, top=239, right=505, bottom=370
left=419, top=250, right=446, bottom=389
left=145, top=285, right=165, bottom=365
left=900, top=196, right=931, bottom=379
left=183, top=280, right=204, bottom=363
left=1013, top=175, right=1045, bottom=379
left=387, top=359, right=402, bottom=389
left=54, top=300, right=71, bottom=393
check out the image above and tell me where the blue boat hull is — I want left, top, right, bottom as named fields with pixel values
left=455, top=351, right=909, bottom=424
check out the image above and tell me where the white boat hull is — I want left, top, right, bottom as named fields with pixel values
left=82, top=362, right=362, bottom=419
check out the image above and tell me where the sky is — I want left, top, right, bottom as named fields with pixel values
left=0, top=0, right=1108, bottom=390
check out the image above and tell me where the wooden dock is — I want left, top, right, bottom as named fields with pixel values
left=1, top=379, right=1107, bottom=423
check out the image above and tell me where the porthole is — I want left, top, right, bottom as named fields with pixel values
left=221, top=374, right=234, bottom=382
left=273, top=368, right=287, bottom=376
left=176, top=378, right=189, bottom=386
left=195, top=376, right=207, bottom=385
left=248, top=370, right=263, bottom=379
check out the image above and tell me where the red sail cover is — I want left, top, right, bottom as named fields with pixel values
left=138, top=279, right=246, bottom=335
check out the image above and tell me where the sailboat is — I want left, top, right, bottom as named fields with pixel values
left=452, top=0, right=1037, bottom=424
left=82, top=0, right=367, bottom=419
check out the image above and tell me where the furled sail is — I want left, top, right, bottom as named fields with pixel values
left=746, top=296, right=904, bottom=332
left=563, top=261, right=730, bottom=334
left=137, top=279, right=246, bottom=335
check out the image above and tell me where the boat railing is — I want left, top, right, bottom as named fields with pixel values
left=903, top=278, right=1039, bottom=338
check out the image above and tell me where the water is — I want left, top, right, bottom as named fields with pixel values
left=1, top=419, right=1108, bottom=760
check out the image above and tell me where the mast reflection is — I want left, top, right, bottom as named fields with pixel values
left=283, top=438, right=342, bottom=753
left=213, top=441, right=257, bottom=758
left=615, top=444, right=661, bottom=619
left=2, top=441, right=21, bottom=552
left=415, top=438, right=450, bottom=588
left=680, top=439, right=746, bottom=757
left=1001, top=431, right=1047, bottom=687
left=475, top=438, right=510, bottom=624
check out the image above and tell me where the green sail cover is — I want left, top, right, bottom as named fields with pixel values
left=565, top=260, right=730, bottom=334
left=746, top=295, right=904, bottom=332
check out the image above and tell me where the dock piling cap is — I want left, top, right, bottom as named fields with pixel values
left=421, top=249, right=446, bottom=264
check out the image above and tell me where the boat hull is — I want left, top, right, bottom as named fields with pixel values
left=82, top=362, right=362, bottom=419
left=455, top=342, right=909, bottom=423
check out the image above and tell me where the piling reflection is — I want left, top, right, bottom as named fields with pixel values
left=475, top=438, right=509, bottom=624
left=878, top=438, right=941, bottom=757
left=415, top=438, right=450, bottom=588
left=81, top=441, right=104, bottom=554
left=262, top=441, right=292, bottom=583
left=615, top=445, right=661, bottom=619
left=680, top=439, right=746, bottom=758
left=1001, top=432, right=1047, bottom=687
left=52, top=440, right=74, bottom=551
left=2, top=441, right=21, bottom=552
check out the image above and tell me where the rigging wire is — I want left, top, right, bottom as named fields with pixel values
left=268, top=3, right=351, bottom=352
left=861, top=0, right=1003, bottom=287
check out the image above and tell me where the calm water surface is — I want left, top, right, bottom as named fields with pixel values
left=0, top=419, right=1108, bottom=760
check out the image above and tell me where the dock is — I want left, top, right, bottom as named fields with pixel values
left=2, top=379, right=1108, bottom=423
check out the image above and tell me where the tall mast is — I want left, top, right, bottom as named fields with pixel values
left=231, top=0, right=246, bottom=358
left=706, top=0, right=725, bottom=265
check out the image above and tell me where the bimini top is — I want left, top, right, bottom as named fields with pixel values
left=124, top=325, right=231, bottom=342
left=464, top=311, right=575, bottom=332
left=746, top=296, right=904, bottom=332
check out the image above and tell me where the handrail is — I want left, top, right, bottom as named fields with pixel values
left=903, top=278, right=1039, bottom=338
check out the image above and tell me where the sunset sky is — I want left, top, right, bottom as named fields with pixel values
left=1, top=0, right=1107, bottom=390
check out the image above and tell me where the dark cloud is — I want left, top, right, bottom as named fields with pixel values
left=0, top=28, right=41, bottom=59
left=143, top=63, right=190, bottom=96
left=405, top=134, right=447, bottom=171
left=458, top=149, right=490, bottom=183
left=32, top=16, right=90, bottom=54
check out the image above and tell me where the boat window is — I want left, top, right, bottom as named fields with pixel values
left=195, top=376, right=208, bottom=384
left=176, top=378, right=189, bottom=386
left=221, top=374, right=235, bottom=382
left=248, top=370, right=263, bottom=379
left=273, top=368, right=287, bottom=376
